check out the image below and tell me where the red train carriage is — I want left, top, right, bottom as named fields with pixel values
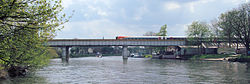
left=116, top=36, right=186, bottom=40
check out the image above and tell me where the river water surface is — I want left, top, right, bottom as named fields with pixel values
left=2, top=56, right=250, bottom=84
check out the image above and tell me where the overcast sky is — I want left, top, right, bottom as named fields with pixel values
left=55, top=0, right=248, bottom=39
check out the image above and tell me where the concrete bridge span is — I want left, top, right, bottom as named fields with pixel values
left=48, top=39, right=186, bottom=47
left=48, top=39, right=186, bottom=62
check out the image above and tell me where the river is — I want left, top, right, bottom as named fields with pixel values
left=1, top=56, right=250, bottom=84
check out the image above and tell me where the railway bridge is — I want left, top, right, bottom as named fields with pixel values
left=48, top=39, right=186, bottom=61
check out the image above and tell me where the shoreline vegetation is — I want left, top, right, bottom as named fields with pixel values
left=190, top=54, right=250, bottom=62
left=0, top=48, right=58, bottom=79
left=0, top=0, right=69, bottom=80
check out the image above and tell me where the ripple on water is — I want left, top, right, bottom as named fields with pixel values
left=4, top=56, right=250, bottom=84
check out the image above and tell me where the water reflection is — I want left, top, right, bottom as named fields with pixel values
left=246, top=63, right=250, bottom=72
left=184, top=61, right=250, bottom=84
left=123, top=58, right=128, bottom=65
left=2, top=56, right=250, bottom=84
left=0, top=73, right=48, bottom=84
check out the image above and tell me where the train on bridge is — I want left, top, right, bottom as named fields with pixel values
left=116, top=36, right=186, bottom=40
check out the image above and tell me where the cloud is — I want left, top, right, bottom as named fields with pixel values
left=97, top=11, right=108, bottom=16
left=186, top=0, right=215, bottom=13
left=87, top=5, right=109, bottom=17
left=185, top=0, right=246, bottom=14
left=62, top=0, right=112, bottom=18
left=133, top=5, right=149, bottom=21
left=62, top=0, right=73, bottom=8
left=167, top=23, right=190, bottom=36
left=57, top=0, right=247, bottom=39
left=56, top=19, right=153, bottom=39
left=119, top=8, right=127, bottom=19
left=164, top=2, right=181, bottom=11
left=187, top=2, right=195, bottom=13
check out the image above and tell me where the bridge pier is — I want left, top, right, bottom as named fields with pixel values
left=62, top=46, right=70, bottom=62
left=122, top=46, right=129, bottom=59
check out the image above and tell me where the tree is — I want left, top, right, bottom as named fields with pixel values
left=187, top=21, right=210, bottom=38
left=218, top=3, right=250, bottom=55
left=155, top=24, right=167, bottom=53
left=0, top=0, right=69, bottom=75
left=218, top=13, right=235, bottom=48
left=157, top=24, right=167, bottom=36
left=210, top=19, right=222, bottom=48
left=210, top=19, right=222, bottom=37
left=186, top=21, right=210, bottom=54
left=142, top=24, right=167, bottom=54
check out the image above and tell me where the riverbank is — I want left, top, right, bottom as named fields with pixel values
left=190, top=54, right=250, bottom=62
left=227, top=55, right=250, bottom=62
left=191, top=54, right=231, bottom=59
left=0, top=66, right=30, bottom=80
left=0, top=65, right=8, bottom=79
left=0, top=69, right=8, bottom=79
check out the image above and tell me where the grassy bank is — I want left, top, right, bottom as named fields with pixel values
left=191, top=54, right=250, bottom=62
left=191, top=54, right=231, bottom=59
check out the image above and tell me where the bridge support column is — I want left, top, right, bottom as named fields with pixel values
left=66, top=46, right=69, bottom=62
left=122, top=46, right=129, bottom=59
left=62, top=46, right=70, bottom=62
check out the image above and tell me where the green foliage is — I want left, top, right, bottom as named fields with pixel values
left=186, top=21, right=210, bottom=46
left=144, top=55, right=152, bottom=58
left=218, top=13, right=235, bottom=39
left=143, top=24, right=167, bottom=36
left=47, top=48, right=59, bottom=58
left=187, top=21, right=210, bottom=38
left=210, top=19, right=222, bottom=37
left=217, top=3, right=250, bottom=55
left=0, top=65, right=4, bottom=70
left=0, top=0, right=69, bottom=69
left=157, top=24, right=167, bottom=36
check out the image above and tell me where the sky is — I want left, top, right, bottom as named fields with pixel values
left=55, top=0, right=248, bottom=39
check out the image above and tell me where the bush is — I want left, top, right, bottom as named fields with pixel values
left=47, top=48, right=59, bottom=58
left=144, top=55, right=152, bottom=58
